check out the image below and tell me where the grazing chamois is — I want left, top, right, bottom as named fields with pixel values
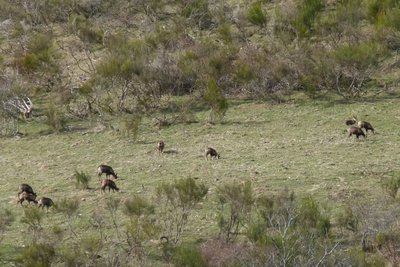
left=97, top=164, right=118, bottom=179
left=157, top=141, right=165, bottom=154
left=18, top=183, right=36, bottom=197
left=101, top=179, right=119, bottom=193
left=347, top=127, right=366, bottom=139
left=205, top=147, right=220, bottom=160
left=18, top=191, right=38, bottom=205
left=356, top=119, right=374, bottom=134
left=345, top=118, right=357, bottom=125
left=38, top=197, right=54, bottom=211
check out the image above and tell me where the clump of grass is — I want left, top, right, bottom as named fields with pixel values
left=74, top=170, right=91, bottom=190
left=247, top=2, right=268, bottom=26
left=172, top=243, right=206, bottom=267
left=68, top=14, right=103, bottom=44
left=381, top=171, right=400, bottom=198
left=336, top=205, right=359, bottom=232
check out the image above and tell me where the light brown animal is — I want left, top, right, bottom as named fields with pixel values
left=101, top=179, right=119, bottom=193
left=205, top=147, right=220, bottom=160
left=18, top=192, right=38, bottom=205
left=97, top=164, right=118, bottom=179
left=157, top=141, right=165, bottom=154
left=356, top=119, right=374, bottom=134
left=38, top=197, right=54, bottom=211
left=347, top=127, right=366, bottom=139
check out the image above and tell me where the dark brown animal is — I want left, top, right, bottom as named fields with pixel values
left=18, top=192, right=38, bottom=205
left=347, top=127, right=366, bottom=139
left=97, top=164, right=118, bottom=179
left=101, top=179, right=119, bottom=193
left=345, top=118, right=356, bottom=125
left=205, top=147, right=220, bottom=160
left=38, top=197, right=54, bottom=211
left=157, top=141, right=165, bottom=154
left=18, top=183, right=36, bottom=197
left=357, top=120, right=374, bottom=134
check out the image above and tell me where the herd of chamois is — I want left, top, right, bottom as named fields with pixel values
left=346, top=117, right=375, bottom=139
left=16, top=141, right=221, bottom=209
left=16, top=115, right=373, bottom=209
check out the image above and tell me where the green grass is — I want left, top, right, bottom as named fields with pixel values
left=1, top=95, right=400, bottom=264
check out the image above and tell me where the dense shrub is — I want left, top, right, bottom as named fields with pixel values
left=0, top=209, right=14, bottom=241
left=381, top=172, right=400, bottom=198
left=173, top=243, right=207, bottom=267
left=123, top=195, right=157, bottom=260
left=74, top=170, right=91, bottom=190
left=298, top=196, right=331, bottom=237
left=203, top=79, right=228, bottom=124
left=247, top=189, right=338, bottom=266
left=16, top=242, right=56, bottom=267
left=181, top=0, right=213, bottom=30
left=120, top=115, right=142, bottom=141
left=68, top=14, right=103, bottom=44
left=217, top=181, right=254, bottom=242
left=336, top=206, right=359, bottom=232
left=295, top=0, right=324, bottom=37
left=367, top=0, right=400, bottom=25
left=13, top=32, right=58, bottom=74
left=247, top=2, right=268, bottom=26
left=45, top=100, right=66, bottom=132
left=156, top=178, right=208, bottom=244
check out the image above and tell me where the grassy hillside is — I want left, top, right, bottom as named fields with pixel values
left=1, top=95, right=400, bottom=265
left=1, top=0, right=400, bottom=265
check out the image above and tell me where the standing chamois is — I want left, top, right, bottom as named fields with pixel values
left=157, top=141, right=165, bottom=154
left=347, top=127, right=366, bottom=139
left=97, top=164, right=118, bottom=179
left=345, top=118, right=357, bottom=126
left=38, top=197, right=54, bottom=211
left=18, top=183, right=36, bottom=197
left=18, top=191, right=38, bottom=205
left=205, top=147, right=220, bottom=160
left=101, top=179, right=120, bottom=193
left=357, top=120, right=374, bottom=134
left=351, top=117, right=374, bottom=134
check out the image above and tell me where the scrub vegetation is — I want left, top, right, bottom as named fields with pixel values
left=0, top=0, right=400, bottom=266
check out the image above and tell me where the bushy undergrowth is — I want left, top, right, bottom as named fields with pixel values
left=4, top=182, right=396, bottom=266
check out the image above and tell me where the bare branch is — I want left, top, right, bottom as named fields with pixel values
left=315, top=242, right=341, bottom=267
left=3, top=97, right=33, bottom=119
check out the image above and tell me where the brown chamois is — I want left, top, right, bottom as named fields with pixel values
left=97, top=164, right=118, bottom=179
left=356, top=119, right=374, bottom=134
left=18, top=183, right=36, bottom=197
left=345, top=118, right=357, bottom=125
left=157, top=141, right=165, bottom=154
left=101, top=179, right=120, bottom=193
left=347, top=127, right=366, bottom=139
left=18, top=191, right=38, bottom=205
left=205, top=147, right=220, bottom=160
left=38, top=197, right=54, bottom=211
